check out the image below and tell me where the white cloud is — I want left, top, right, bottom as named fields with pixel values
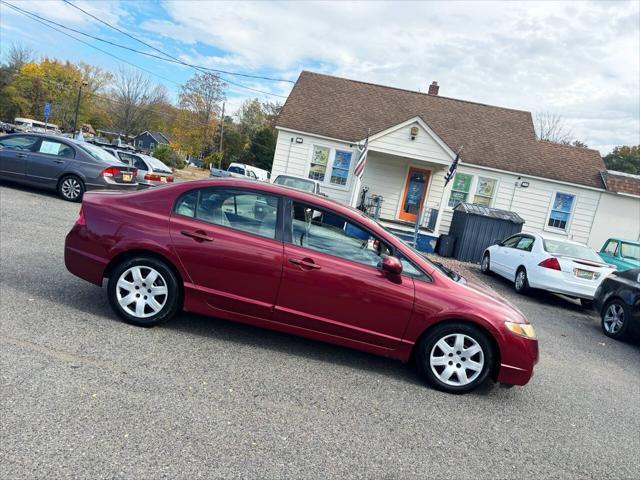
left=140, top=0, right=639, bottom=154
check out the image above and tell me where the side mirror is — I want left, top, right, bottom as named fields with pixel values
left=493, top=238, right=503, bottom=246
left=380, top=255, right=403, bottom=275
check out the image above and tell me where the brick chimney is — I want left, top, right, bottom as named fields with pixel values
left=428, top=81, right=439, bottom=95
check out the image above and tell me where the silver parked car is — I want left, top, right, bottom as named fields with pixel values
left=102, top=148, right=174, bottom=187
left=0, top=133, right=138, bottom=202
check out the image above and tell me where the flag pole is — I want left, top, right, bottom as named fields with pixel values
left=413, top=145, right=463, bottom=248
left=350, top=128, right=370, bottom=208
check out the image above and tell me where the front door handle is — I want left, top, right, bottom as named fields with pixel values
left=180, top=230, right=213, bottom=242
left=54, top=159, right=64, bottom=164
left=289, top=257, right=321, bottom=270
left=16, top=153, right=28, bottom=159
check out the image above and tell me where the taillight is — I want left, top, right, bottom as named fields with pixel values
left=167, top=176, right=174, bottom=182
left=144, top=173, right=161, bottom=181
left=539, top=257, right=561, bottom=270
left=133, top=168, right=138, bottom=177
left=76, top=207, right=86, bottom=226
left=100, top=166, right=121, bottom=177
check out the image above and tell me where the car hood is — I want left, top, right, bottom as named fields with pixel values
left=459, top=276, right=528, bottom=323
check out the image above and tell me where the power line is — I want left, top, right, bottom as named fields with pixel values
left=2, top=0, right=291, bottom=98
left=62, top=0, right=294, bottom=85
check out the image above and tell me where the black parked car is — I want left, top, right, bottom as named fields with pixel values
left=0, top=133, right=138, bottom=202
left=593, top=268, right=640, bottom=341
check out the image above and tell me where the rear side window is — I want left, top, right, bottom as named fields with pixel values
left=119, top=152, right=147, bottom=171
left=38, top=140, right=75, bottom=159
left=174, top=188, right=279, bottom=240
left=502, top=236, right=521, bottom=248
left=603, top=240, right=619, bottom=256
left=0, top=135, right=39, bottom=151
left=228, top=166, right=245, bottom=175
left=515, top=237, right=534, bottom=252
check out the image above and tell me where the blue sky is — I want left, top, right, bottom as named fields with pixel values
left=1, top=0, right=638, bottom=154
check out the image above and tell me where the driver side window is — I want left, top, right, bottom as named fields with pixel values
left=290, top=202, right=390, bottom=268
left=502, top=236, right=521, bottom=248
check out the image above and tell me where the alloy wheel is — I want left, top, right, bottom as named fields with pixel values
left=603, top=303, right=624, bottom=334
left=515, top=270, right=526, bottom=291
left=481, top=255, right=490, bottom=272
left=61, top=177, right=81, bottom=200
left=429, top=333, right=484, bottom=387
left=116, top=266, right=168, bottom=318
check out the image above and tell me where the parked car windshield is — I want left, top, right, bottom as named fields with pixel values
left=274, top=176, right=316, bottom=193
left=620, top=242, right=640, bottom=260
left=76, top=141, right=124, bottom=163
left=141, top=154, right=172, bottom=173
left=228, top=166, right=245, bottom=175
left=543, top=239, right=603, bottom=262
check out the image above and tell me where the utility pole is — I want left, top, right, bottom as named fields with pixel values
left=72, top=80, right=88, bottom=136
left=218, top=102, right=225, bottom=169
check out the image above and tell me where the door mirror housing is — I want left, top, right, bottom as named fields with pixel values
left=380, top=255, right=403, bottom=275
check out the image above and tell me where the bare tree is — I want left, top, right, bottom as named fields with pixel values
left=108, top=67, right=167, bottom=135
left=534, top=112, right=575, bottom=144
left=179, top=72, right=226, bottom=153
left=4, top=43, right=34, bottom=70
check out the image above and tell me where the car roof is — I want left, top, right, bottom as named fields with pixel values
left=608, top=237, right=640, bottom=244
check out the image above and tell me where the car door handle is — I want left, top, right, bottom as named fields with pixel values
left=180, top=230, right=213, bottom=242
left=53, top=159, right=64, bottom=164
left=16, top=153, right=28, bottom=159
left=289, top=258, right=321, bottom=270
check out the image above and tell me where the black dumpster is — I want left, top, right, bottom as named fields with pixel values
left=449, top=203, right=524, bottom=263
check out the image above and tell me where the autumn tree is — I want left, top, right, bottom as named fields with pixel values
left=603, top=146, right=640, bottom=175
left=178, top=72, right=225, bottom=155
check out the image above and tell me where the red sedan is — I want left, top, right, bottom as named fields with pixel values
left=65, top=178, right=538, bottom=393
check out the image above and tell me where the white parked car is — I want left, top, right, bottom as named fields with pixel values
left=481, top=232, right=616, bottom=307
left=227, top=162, right=270, bottom=182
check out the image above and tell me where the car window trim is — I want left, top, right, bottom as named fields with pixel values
left=172, top=186, right=285, bottom=242
left=285, top=197, right=431, bottom=281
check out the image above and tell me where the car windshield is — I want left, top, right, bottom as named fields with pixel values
left=620, top=242, right=640, bottom=260
left=228, top=166, right=245, bottom=175
left=76, top=141, right=124, bottom=164
left=543, top=239, right=603, bottom=262
left=141, top=154, right=172, bottom=173
left=274, top=176, right=316, bottom=193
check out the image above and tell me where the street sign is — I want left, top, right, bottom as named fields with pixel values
left=44, top=102, right=51, bottom=123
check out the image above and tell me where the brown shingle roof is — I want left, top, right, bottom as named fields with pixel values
left=277, top=71, right=606, bottom=189
left=602, top=171, right=640, bottom=196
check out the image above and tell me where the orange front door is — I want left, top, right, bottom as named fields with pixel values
left=398, top=167, right=431, bottom=222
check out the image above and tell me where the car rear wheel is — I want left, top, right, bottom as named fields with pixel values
left=416, top=322, right=494, bottom=394
left=601, top=300, right=630, bottom=340
left=107, top=256, right=180, bottom=327
left=58, top=175, right=84, bottom=202
left=514, top=267, right=529, bottom=294
left=481, top=253, right=491, bottom=274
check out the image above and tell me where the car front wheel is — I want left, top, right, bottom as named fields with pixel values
left=107, top=256, right=180, bottom=327
left=416, top=322, right=494, bottom=394
left=481, top=253, right=491, bottom=274
left=601, top=300, right=630, bottom=340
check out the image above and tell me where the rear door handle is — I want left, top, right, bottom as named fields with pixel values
left=16, top=153, right=28, bottom=159
left=54, top=159, right=64, bottom=164
left=181, top=230, right=213, bottom=242
left=289, top=258, right=321, bottom=270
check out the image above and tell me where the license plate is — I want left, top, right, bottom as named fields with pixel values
left=160, top=177, right=167, bottom=182
left=574, top=268, right=594, bottom=280
left=122, top=173, right=132, bottom=182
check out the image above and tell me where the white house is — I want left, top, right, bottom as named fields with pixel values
left=272, top=72, right=640, bottom=252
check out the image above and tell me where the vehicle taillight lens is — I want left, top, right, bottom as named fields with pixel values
left=144, top=173, right=162, bottom=181
left=100, top=166, right=120, bottom=177
left=167, top=176, right=174, bottom=182
left=76, top=207, right=85, bottom=226
left=538, top=257, right=561, bottom=270
left=133, top=168, right=138, bottom=177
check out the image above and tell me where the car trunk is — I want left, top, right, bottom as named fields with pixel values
left=556, top=255, right=613, bottom=285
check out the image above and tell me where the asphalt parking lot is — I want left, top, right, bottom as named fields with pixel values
left=1, top=182, right=639, bottom=480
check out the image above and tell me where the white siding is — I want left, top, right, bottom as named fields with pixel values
left=271, top=130, right=355, bottom=204
left=588, top=193, right=640, bottom=249
left=369, top=122, right=451, bottom=165
left=437, top=165, right=601, bottom=245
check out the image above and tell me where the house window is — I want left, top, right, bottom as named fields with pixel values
left=150, top=142, right=155, bottom=150
left=330, top=150, right=352, bottom=186
left=448, top=173, right=473, bottom=207
left=309, top=146, right=329, bottom=181
left=473, top=177, right=497, bottom=207
left=547, top=192, right=575, bottom=230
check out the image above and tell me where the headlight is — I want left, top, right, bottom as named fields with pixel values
left=504, top=321, right=536, bottom=339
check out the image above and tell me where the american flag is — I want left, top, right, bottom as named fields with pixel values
left=354, top=134, right=369, bottom=178
left=444, top=149, right=462, bottom=186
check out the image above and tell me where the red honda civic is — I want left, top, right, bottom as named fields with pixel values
left=65, top=178, right=538, bottom=393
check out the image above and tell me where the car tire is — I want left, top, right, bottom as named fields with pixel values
left=580, top=298, right=594, bottom=309
left=416, top=322, right=494, bottom=394
left=57, top=174, right=85, bottom=202
left=514, top=267, right=529, bottom=294
left=601, top=299, right=630, bottom=340
left=481, top=253, right=491, bottom=275
left=107, top=256, right=180, bottom=327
